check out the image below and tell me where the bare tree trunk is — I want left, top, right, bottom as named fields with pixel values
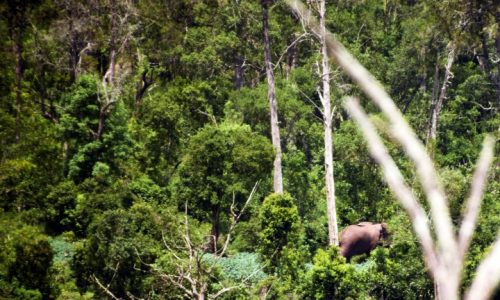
left=106, top=0, right=117, bottom=86
left=262, top=0, right=283, bottom=194
left=426, top=64, right=440, bottom=146
left=134, top=69, right=154, bottom=114
left=495, top=11, right=500, bottom=108
left=318, top=0, right=339, bottom=247
left=208, top=207, right=221, bottom=253
left=234, top=54, right=244, bottom=90
left=427, top=44, right=455, bottom=143
left=96, top=0, right=121, bottom=140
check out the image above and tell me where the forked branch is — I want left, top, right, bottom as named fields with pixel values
left=285, top=1, right=498, bottom=299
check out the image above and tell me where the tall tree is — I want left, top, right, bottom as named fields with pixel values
left=320, top=0, right=339, bottom=247
left=313, top=0, right=339, bottom=246
left=175, top=122, right=273, bottom=253
left=262, top=0, right=283, bottom=193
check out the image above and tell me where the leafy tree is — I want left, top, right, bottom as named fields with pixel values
left=0, top=216, right=53, bottom=299
left=174, top=121, right=274, bottom=252
left=73, top=202, right=172, bottom=298
left=299, top=247, right=365, bottom=300
left=258, top=193, right=304, bottom=278
left=361, top=215, right=434, bottom=299
left=58, top=74, right=133, bottom=182
left=334, top=120, right=397, bottom=225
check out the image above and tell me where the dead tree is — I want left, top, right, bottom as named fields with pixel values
left=427, top=43, right=456, bottom=144
left=306, top=0, right=339, bottom=246
left=262, top=0, right=284, bottom=194
left=152, top=183, right=262, bottom=300
left=288, top=1, right=499, bottom=299
left=94, top=0, right=134, bottom=140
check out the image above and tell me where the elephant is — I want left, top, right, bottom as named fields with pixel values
left=339, top=222, right=389, bottom=262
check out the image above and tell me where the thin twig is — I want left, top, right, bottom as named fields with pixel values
left=273, top=32, right=311, bottom=71
left=92, top=274, right=122, bottom=300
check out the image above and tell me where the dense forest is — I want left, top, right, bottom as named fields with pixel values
left=0, top=0, right=498, bottom=299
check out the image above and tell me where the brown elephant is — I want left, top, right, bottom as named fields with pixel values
left=339, top=222, right=389, bottom=262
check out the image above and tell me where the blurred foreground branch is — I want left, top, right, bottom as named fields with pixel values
left=286, top=1, right=498, bottom=299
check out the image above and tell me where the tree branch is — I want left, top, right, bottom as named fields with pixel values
left=344, top=98, right=439, bottom=275
left=273, top=32, right=311, bottom=71
left=458, top=136, right=495, bottom=260
left=92, top=274, right=121, bottom=300
left=465, top=235, right=500, bottom=300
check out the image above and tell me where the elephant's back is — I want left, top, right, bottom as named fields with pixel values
left=340, top=225, right=377, bottom=254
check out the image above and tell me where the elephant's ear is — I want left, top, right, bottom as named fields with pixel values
left=380, top=223, right=389, bottom=235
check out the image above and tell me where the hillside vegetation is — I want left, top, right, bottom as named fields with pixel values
left=0, top=0, right=498, bottom=299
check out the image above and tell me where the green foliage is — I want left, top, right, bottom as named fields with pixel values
left=0, top=216, right=53, bottom=299
left=44, top=181, right=78, bottom=234
left=438, top=70, right=498, bottom=167
left=258, top=193, right=304, bottom=278
left=72, top=202, right=172, bottom=298
left=362, top=216, right=433, bottom=299
left=67, top=179, right=126, bottom=236
left=300, top=247, right=366, bottom=300
left=204, top=252, right=267, bottom=285
left=0, top=0, right=498, bottom=298
left=129, top=175, right=168, bottom=204
left=58, top=74, right=133, bottom=182
left=334, top=120, right=396, bottom=225
left=0, top=159, right=37, bottom=211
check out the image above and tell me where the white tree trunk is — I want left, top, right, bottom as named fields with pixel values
left=428, top=44, right=455, bottom=142
left=318, top=0, right=339, bottom=246
left=262, top=1, right=283, bottom=194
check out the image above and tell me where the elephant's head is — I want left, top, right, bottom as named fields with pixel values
left=377, top=222, right=390, bottom=247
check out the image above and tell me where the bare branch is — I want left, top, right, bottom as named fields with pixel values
left=297, top=87, right=324, bottom=119
left=76, top=42, right=93, bottom=78
left=162, top=231, right=183, bottom=262
left=458, top=136, right=495, bottom=260
left=344, top=98, right=439, bottom=275
left=219, top=181, right=259, bottom=257
left=273, top=32, right=311, bottom=71
left=92, top=274, right=121, bottom=300
left=465, top=235, right=500, bottom=300
left=428, top=44, right=456, bottom=142
left=159, top=273, right=193, bottom=298
left=197, top=109, right=218, bottom=125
